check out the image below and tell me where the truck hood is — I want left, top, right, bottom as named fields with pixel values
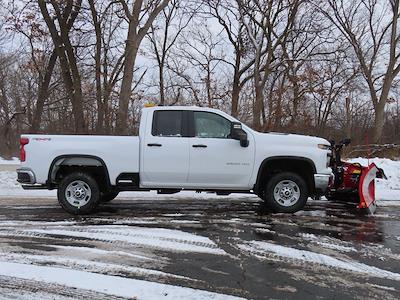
left=255, top=132, right=330, bottom=147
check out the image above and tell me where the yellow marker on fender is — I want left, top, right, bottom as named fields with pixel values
left=144, top=102, right=156, bottom=108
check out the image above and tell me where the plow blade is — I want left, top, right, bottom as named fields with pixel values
left=357, top=163, right=380, bottom=214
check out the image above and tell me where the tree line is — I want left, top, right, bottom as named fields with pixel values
left=0, top=0, right=399, bottom=156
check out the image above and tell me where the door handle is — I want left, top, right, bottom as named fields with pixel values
left=147, top=143, right=162, bottom=147
left=192, top=144, right=207, bottom=148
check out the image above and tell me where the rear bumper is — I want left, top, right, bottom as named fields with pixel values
left=314, top=174, right=333, bottom=193
left=17, top=168, right=36, bottom=184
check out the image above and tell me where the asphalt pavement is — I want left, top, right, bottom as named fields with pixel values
left=0, top=195, right=399, bottom=299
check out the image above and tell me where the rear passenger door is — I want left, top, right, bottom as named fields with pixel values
left=141, top=110, right=190, bottom=187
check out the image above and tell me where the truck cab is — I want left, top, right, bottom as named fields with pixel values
left=140, top=107, right=256, bottom=189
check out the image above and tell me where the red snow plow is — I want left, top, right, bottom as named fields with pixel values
left=327, top=139, right=387, bottom=214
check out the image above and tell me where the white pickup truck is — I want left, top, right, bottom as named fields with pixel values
left=17, top=106, right=332, bottom=214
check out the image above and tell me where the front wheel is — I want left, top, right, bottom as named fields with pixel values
left=264, top=172, right=308, bottom=213
left=58, top=172, right=100, bottom=215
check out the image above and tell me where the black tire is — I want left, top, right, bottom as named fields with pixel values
left=264, top=172, right=308, bottom=213
left=100, top=191, right=119, bottom=203
left=57, top=172, right=100, bottom=215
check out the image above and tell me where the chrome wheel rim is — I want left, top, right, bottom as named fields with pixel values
left=65, top=180, right=91, bottom=207
left=273, top=180, right=300, bottom=207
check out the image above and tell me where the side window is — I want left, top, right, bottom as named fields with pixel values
left=194, top=112, right=231, bottom=138
left=152, top=111, right=183, bottom=137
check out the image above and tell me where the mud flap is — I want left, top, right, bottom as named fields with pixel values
left=357, top=163, right=379, bottom=214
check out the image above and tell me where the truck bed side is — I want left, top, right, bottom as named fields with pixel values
left=21, top=135, right=139, bottom=185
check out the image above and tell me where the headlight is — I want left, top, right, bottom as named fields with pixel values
left=318, top=144, right=330, bottom=150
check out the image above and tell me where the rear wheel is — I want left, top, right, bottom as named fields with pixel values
left=100, top=191, right=119, bottom=203
left=58, top=172, right=100, bottom=215
left=264, top=172, right=308, bottom=213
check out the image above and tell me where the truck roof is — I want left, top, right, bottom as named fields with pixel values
left=143, top=105, right=223, bottom=113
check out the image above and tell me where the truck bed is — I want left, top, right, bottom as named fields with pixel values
left=21, top=135, right=140, bottom=185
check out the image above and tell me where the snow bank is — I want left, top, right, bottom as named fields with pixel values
left=0, top=261, right=244, bottom=300
left=0, top=156, right=20, bottom=165
left=347, top=158, right=400, bottom=202
left=0, top=171, right=55, bottom=197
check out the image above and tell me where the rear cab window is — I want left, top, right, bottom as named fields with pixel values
left=152, top=110, right=186, bottom=137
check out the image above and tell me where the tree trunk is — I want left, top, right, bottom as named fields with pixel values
left=289, top=74, right=299, bottom=127
left=116, top=22, right=139, bottom=134
left=345, top=97, right=351, bottom=138
left=31, top=50, right=57, bottom=132
left=231, top=51, right=241, bottom=117
left=62, top=35, right=85, bottom=133
left=372, top=74, right=392, bottom=143
left=89, top=0, right=104, bottom=133
left=116, top=0, right=170, bottom=133
left=252, top=46, right=263, bottom=130
left=253, top=82, right=263, bottom=130
left=274, top=82, right=284, bottom=129
left=206, top=66, right=212, bottom=108
left=231, top=81, right=240, bottom=118
left=159, top=63, right=165, bottom=106
left=372, top=101, right=386, bottom=143
left=38, top=0, right=86, bottom=133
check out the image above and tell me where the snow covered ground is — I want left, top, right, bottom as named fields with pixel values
left=0, top=261, right=243, bottom=300
left=0, top=156, right=20, bottom=165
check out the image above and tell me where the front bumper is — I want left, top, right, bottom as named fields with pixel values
left=314, top=174, right=333, bottom=193
left=17, top=168, right=36, bottom=184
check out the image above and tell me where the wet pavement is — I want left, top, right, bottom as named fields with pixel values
left=0, top=196, right=399, bottom=299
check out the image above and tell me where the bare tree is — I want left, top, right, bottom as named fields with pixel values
left=206, top=0, right=256, bottom=117
left=147, top=0, right=192, bottom=106
left=115, top=0, right=171, bottom=134
left=38, top=0, right=86, bottom=133
left=7, top=2, right=59, bottom=132
left=306, top=53, right=359, bottom=136
left=279, top=3, right=326, bottom=127
left=238, top=0, right=303, bottom=130
left=87, top=0, right=125, bottom=133
left=167, top=21, right=227, bottom=108
left=88, top=0, right=103, bottom=132
left=319, top=0, right=400, bottom=142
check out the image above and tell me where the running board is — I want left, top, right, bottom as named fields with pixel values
left=22, top=184, right=48, bottom=190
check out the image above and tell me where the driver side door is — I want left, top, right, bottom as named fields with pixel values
left=187, top=111, right=254, bottom=189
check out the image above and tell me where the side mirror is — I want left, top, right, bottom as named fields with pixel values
left=230, top=122, right=249, bottom=147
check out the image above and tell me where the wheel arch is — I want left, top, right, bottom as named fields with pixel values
left=47, top=154, right=111, bottom=188
left=254, top=156, right=316, bottom=196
